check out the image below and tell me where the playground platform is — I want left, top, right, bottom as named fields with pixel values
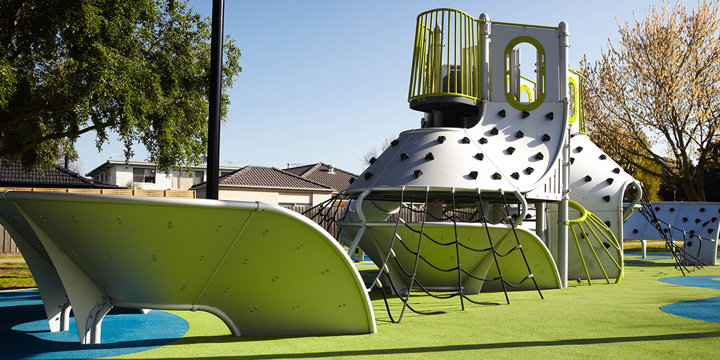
left=2, top=255, right=720, bottom=359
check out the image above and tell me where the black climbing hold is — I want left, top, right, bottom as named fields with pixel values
left=511, top=172, right=520, bottom=180
left=584, top=175, right=592, bottom=182
left=469, top=171, right=479, bottom=179
left=690, top=230, right=696, bottom=234
left=688, top=241, right=694, bottom=246
left=603, top=195, right=611, bottom=202
left=613, top=167, right=621, bottom=174
left=475, top=153, right=484, bottom=161
left=349, top=177, right=355, bottom=184
left=525, top=214, right=533, bottom=219
left=522, top=111, right=530, bottom=118
left=438, top=135, right=446, bottom=143
left=606, top=178, right=614, bottom=185
left=400, top=153, right=409, bottom=161
left=576, top=146, right=584, bottom=152
left=525, top=167, right=535, bottom=175
left=655, top=207, right=660, bottom=211
left=535, top=152, right=544, bottom=160
left=492, top=172, right=502, bottom=180
left=696, top=218, right=701, bottom=223
left=663, top=228, right=669, bottom=233
left=669, top=207, right=675, bottom=212
left=369, top=157, right=376, bottom=165
left=701, top=207, right=706, bottom=212
left=414, top=170, right=423, bottom=178
left=570, top=157, right=576, bottom=164
left=709, top=228, right=714, bottom=234
left=603, top=242, right=611, bottom=249
left=462, top=137, right=471, bottom=144
left=490, top=127, right=499, bottom=135
left=364, top=172, right=373, bottom=180
left=506, top=147, right=516, bottom=155
left=713, top=217, right=718, bottom=222
left=633, top=229, right=638, bottom=233
left=479, top=137, right=488, bottom=144
left=425, top=152, right=434, bottom=161
left=391, top=139, right=399, bottom=147
left=604, top=221, right=611, bottom=227
left=545, top=112, right=554, bottom=120
left=498, top=109, right=506, bottom=118
left=543, top=134, right=551, bottom=142
left=703, top=221, right=709, bottom=227
left=682, top=217, right=688, bottom=222
left=599, top=154, right=607, bottom=160
left=516, top=130, right=525, bottom=138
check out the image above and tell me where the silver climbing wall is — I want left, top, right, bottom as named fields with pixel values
left=625, top=202, right=719, bottom=265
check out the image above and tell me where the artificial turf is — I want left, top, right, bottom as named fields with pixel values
left=106, top=254, right=720, bottom=359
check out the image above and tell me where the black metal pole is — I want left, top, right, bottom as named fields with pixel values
left=206, top=0, right=224, bottom=200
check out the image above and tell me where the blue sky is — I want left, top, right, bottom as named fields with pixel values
left=74, top=0, right=678, bottom=175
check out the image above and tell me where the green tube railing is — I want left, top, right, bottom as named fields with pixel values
left=567, top=200, right=623, bottom=284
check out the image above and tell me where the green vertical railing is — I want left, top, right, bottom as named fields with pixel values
left=408, top=9, right=482, bottom=103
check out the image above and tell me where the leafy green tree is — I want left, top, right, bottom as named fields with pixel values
left=0, top=0, right=241, bottom=171
left=581, top=0, right=720, bottom=201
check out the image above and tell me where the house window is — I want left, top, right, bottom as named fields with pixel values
left=133, top=168, right=156, bottom=183
left=193, top=170, right=204, bottom=185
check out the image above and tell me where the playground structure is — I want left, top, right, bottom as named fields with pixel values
left=0, top=8, right=660, bottom=344
left=334, top=9, right=643, bottom=315
left=0, top=192, right=375, bottom=344
left=624, top=202, right=719, bottom=267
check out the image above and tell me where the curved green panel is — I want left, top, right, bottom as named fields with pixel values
left=6, top=192, right=375, bottom=337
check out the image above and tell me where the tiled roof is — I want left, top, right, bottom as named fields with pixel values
left=193, top=166, right=332, bottom=190
left=0, top=162, right=113, bottom=188
left=284, top=162, right=357, bottom=191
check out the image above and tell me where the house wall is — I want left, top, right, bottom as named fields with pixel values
left=172, top=170, right=205, bottom=190
left=113, top=166, right=172, bottom=190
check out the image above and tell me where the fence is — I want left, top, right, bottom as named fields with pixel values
left=0, top=187, right=195, bottom=254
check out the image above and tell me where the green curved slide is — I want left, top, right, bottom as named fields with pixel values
left=2, top=191, right=375, bottom=344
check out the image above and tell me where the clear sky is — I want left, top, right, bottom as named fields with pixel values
left=74, top=0, right=679, bottom=175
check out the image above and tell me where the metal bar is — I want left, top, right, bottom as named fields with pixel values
left=206, top=0, right=225, bottom=200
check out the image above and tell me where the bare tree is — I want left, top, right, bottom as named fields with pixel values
left=582, top=0, right=720, bottom=201
left=360, top=136, right=394, bottom=168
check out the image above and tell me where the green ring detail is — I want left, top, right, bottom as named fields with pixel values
left=504, top=36, right=546, bottom=111
left=568, top=75, right=579, bottom=123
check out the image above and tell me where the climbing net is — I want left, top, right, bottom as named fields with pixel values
left=358, top=187, right=543, bottom=323
left=636, top=193, right=705, bottom=274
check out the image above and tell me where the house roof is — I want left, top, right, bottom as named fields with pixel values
left=0, top=162, right=119, bottom=188
left=283, top=162, right=357, bottom=191
left=191, top=166, right=333, bottom=191
left=86, top=159, right=241, bottom=177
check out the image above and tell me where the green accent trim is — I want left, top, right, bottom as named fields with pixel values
left=568, top=68, right=587, bottom=134
left=519, top=84, right=534, bottom=103
left=568, top=75, right=579, bottom=123
left=504, top=36, right=546, bottom=111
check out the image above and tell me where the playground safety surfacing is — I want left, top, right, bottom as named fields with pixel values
left=3, top=254, right=720, bottom=359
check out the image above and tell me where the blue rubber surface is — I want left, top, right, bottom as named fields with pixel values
left=1, top=289, right=188, bottom=359
left=659, top=276, right=720, bottom=323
